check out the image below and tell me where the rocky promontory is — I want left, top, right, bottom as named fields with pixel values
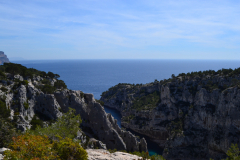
left=101, top=68, right=240, bottom=160
left=0, top=51, right=10, bottom=64
left=0, top=63, right=147, bottom=154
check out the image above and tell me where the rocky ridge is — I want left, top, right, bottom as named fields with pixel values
left=100, top=68, right=240, bottom=160
left=0, top=63, right=147, bottom=153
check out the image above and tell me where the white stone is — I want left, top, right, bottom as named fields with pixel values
left=87, top=149, right=143, bottom=160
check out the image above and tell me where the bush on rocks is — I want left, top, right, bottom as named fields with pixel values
left=0, top=118, right=18, bottom=148
left=4, top=134, right=88, bottom=160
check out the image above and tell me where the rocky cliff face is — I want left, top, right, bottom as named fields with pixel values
left=0, top=65, right=147, bottom=153
left=100, top=69, right=240, bottom=160
left=0, top=51, right=10, bottom=64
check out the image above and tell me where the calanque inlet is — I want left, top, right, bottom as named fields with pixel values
left=1, top=62, right=240, bottom=160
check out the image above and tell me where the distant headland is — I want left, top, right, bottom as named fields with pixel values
left=0, top=51, right=10, bottom=64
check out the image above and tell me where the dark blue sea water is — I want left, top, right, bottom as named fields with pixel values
left=12, top=59, right=240, bottom=100
left=12, top=59, right=240, bottom=155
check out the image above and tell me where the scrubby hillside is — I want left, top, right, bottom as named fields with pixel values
left=0, top=63, right=147, bottom=154
left=101, top=68, right=240, bottom=160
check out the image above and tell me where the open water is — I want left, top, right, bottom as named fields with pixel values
left=13, top=59, right=240, bottom=155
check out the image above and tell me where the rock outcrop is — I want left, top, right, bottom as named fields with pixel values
left=0, top=51, right=10, bottom=64
left=0, top=64, right=147, bottom=153
left=86, top=149, right=143, bottom=160
left=54, top=90, right=147, bottom=152
left=100, top=70, right=240, bottom=160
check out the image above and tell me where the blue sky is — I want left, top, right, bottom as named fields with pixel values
left=0, top=0, right=240, bottom=60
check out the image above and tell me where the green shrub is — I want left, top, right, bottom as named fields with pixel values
left=22, top=80, right=29, bottom=86
left=4, top=134, right=88, bottom=160
left=96, top=99, right=104, bottom=106
left=0, top=70, right=6, bottom=78
left=23, top=101, right=29, bottom=110
left=54, top=80, right=67, bottom=89
left=0, top=63, right=61, bottom=80
left=226, top=144, right=240, bottom=160
left=108, top=149, right=117, bottom=153
left=4, top=134, right=58, bottom=160
left=31, top=108, right=82, bottom=139
left=0, top=100, right=10, bottom=119
left=30, top=114, right=44, bottom=130
left=42, top=78, right=51, bottom=85
left=53, top=136, right=88, bottom=160
left=80, top=91, right=84, bottom=98
left=39, top=84, right=55, bottom=94
left=132, top=91, right=160, bottom=111
left=0, top=86, right=8, bottom=92
left=0, top=118, right=19, bottom=148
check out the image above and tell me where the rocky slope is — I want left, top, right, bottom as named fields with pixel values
left=0, top=51, right=10, bottom=64
left=100, top=68, right=240, bottom=160
left=0, top=63, right=147, bottom=153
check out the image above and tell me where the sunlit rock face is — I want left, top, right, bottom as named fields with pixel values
left=0, top=69, right=147, bottom=153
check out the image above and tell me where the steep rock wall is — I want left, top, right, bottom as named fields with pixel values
left=101, top=75, right=240, bottom=159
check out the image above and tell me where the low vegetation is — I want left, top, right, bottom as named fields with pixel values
left=96, top=99, right=104, bottom=106
left=0, top=118, right=19, bottom=148
left=1, top=108, right=88, bottom=160
left=132, top=91, right=160, bottom=111
left=0, top=63, right=60, bottom=79
left=4, top=134, right=88, bottom=160
left=177, top=67, right=240, bottom=77
left=30, top=108, right=82, bottom=140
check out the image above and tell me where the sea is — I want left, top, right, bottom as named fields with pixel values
left=12, top=59, right=240, bottom=155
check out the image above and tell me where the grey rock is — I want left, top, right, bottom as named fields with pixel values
left=14, top=74, right=24, bottom=81
left=86, top=149, right=142, bottom=160
left=139, top=138, right=148, bottom=152
left=0, top=148, right=10, bottom=154
left=54, top=90, right=144, bottom=152
left=0, top=148, right=10, bottom=160
left=0, top=73, right=146, bottom=153
left=76, top=130, right=87, bottom=144
left=100, top=75, right=240, bottom=160
left=88, top=138, right=107, bottom=150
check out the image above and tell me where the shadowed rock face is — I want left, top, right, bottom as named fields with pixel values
left=0, top=73, right=147, bottom=153
left=54, top=91, right=148, bottom=152
left=100, top=74, right=240, bottom=160
left=0, top=51, right=10, bottom=64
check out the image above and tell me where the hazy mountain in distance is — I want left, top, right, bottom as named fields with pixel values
left=0, top=51, right=10, bottom=64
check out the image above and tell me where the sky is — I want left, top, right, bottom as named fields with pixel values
left=0, top=0, right=240, bottom=60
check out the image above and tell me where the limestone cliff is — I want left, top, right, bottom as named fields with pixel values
left=0, top=63, right=147, bottom=153
left=0, top=51, right=10, bottom=64
left=100, top=69, right=240, bottom=160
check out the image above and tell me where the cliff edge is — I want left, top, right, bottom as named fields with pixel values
left=101, top=68, right=240, bottom=160
left=0, top=63, right=147, bottom=154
